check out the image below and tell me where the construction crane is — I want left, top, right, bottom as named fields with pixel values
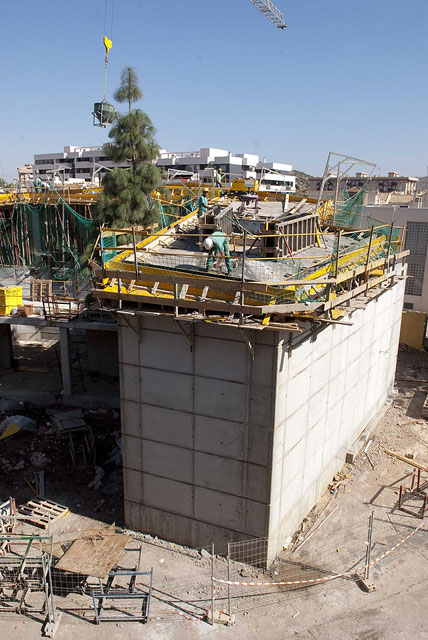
left=248, top=0, right=287, bottom=29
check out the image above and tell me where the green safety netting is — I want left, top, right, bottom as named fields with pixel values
left=0, top=190, right=196, bottom=276
left=333, top=184, right=368, bottom=228
left=101, top=233, right=118, bottom=262
left=0, top=196, right=97, bottom=279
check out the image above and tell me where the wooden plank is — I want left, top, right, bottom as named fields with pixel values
left=93, top=288, right=262, bottom=315
left=101, top=266, right=271, bottom=293
left=384, top=450, right=428, bottom=472
left=100, top=248, right=408, bottom=290
left=179, top=284, right=189, bottom=299
left=55, top=527, right=131, bottom=579
left=259, top=266, right=403, bottom=315
left=334, top=250, right=409, bottom=285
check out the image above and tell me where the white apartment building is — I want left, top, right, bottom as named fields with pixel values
left=33, top=146, right=296, bottom=192
left=33, top=145, right=128, bottom=184
left=309, top=172, right=419, bottom=201
left=158, top=147, right=295, bottom=192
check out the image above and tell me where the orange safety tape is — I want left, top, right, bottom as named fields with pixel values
left=174, top=610, right=202, bottom=622
left=213, top=522, right=427, bottom=587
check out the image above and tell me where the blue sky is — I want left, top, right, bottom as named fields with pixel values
left=2, top=0, right=427, bottom=180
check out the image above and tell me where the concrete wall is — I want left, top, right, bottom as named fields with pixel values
left=267, top=277, right=405, bottom=559
left=119, top=315, right=276, bottom=550
left=119, top=278, right=405, bottom=559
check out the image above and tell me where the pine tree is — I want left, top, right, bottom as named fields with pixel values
left=96, top=69, right=162, bottom=228
left=113, top=67, right=142, bottom=114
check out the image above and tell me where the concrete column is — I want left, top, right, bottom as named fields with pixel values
left=59, top=326, right=73, bottom=396
left=0, top=324, right=13, bottom=369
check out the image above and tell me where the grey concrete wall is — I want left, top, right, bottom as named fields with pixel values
left=11, top=323, right=48, bottom=342
left=267, top=277, right=405, bottom=559
left=119, top=277, right=405, bottom=558
left=119, top=315, right=276, bottom=551
left=87, top=329, right=119, bottom=377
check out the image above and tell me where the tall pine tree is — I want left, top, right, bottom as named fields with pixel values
left=96, top=68, right=162, bottom=228
left=114, top=67, right=142, bottom=114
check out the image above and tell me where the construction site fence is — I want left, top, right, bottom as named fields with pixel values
left=0, top=515, right=426, bottom=630
left=211, top=518, right=427, bottom=620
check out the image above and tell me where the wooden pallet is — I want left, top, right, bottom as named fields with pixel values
left=19, top=499, right=69, bottom=529
left=30, top=279, right=52, bottom=302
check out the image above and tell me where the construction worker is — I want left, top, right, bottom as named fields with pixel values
left=198, top=188, right=209, bottom=216
left=216, top=168, right=224, bottom=196
left=204, top=231, right=233, bottom=276
left=33, top=176, right=41, bottom=194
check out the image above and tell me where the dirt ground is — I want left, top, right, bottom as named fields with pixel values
left=1, top=345, right=428, bottom=639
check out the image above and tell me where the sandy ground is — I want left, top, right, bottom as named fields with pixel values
left=1, top=346, right=428, bottom=639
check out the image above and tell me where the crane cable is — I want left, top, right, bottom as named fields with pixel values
left=102, top=0, right=114, bottom=101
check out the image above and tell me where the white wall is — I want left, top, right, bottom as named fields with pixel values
left=118, top=278, right=405, bottom=561
left=267, top=276, right=405, bottom=559
left=119, top=315, right=277, bottom=552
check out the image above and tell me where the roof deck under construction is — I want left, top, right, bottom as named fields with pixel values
left=91, top=194, right=408, bottom=329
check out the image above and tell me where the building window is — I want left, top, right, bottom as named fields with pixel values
left=405, top=221, right=428, bottom=255
left=403, top=302, right=414, bottom=310
left=405, top=263, right=425, bottom=296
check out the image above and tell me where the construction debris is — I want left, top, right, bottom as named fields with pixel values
left=0, top=415, right=37, bottom=437
left=384, top=449, right=428, bottom=472
left=30, top=451, right=51, bottom=467
left=55, top=524, right=131, bottom=579
left=18, top=498, right=69, bottom=529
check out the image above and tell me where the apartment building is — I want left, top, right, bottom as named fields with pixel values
left=361, top=204, right=428, bottom=312
left=33, top=145, right=296, bottom=192
left=309, top=172, right=419, bottom=200
left=158, top=147, right=295, bottom=191
left=33, top=145, right=128, bottom=184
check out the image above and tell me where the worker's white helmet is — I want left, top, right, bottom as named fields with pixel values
left=203, top=237, right=214, bottom=250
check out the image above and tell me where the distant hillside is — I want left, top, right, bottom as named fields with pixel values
left=291, top=170, right=313, bottom=196
left=418, top=176, right=428, bottom=190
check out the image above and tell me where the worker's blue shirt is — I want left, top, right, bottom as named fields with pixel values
left=211, top=230, right=230, bottom=254
left=198, top=195, right=208, bottom=213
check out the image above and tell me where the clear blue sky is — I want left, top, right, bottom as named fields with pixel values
left=2, top=0, right=427, bottom=180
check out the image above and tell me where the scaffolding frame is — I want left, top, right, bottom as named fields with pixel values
left=0, top=530, right=61, bottom=637
left=316, top=151, right=377, bottom=223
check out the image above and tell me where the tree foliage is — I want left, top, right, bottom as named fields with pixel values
left=96, top=108, right=163, bottom=228
left=113, top=66, right=143, bottom=113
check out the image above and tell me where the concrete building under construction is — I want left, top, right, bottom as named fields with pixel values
left=90, top=189, right=408, bottom=561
